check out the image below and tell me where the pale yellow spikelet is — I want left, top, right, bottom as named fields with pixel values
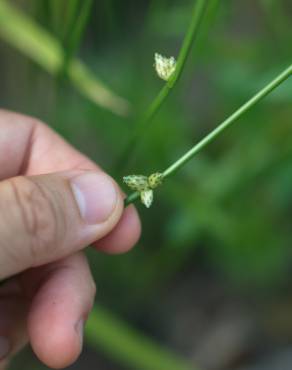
left=154, top=53, right=176, bottom=81
left=123, top=175, right=148, bottom=192
left=123, top=172, right=163, bottom=208
left=148, top=172, right=163, bottom=189
left=140, top=189, right=153, bottom=208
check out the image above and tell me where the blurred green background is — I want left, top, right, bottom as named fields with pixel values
left=0, top=0, right=292, bottom=369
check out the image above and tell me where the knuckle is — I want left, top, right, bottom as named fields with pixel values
left=0, top=109, right=46, bottom=130
left=8, top=177, right=65, bottom=265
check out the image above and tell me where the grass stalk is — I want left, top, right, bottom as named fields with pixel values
left=86, top=306, right=195, bottom=370
left=62, top=0, right=80, bottom=40
left=0, top=0, right=130, bottom=116
left=59, top=0, right=93, bottom=79
left=124, top=63, right=292, bottom=206
left=49, top=0, right=63, bottom=36
left=116, top=0, right=210, bottom=170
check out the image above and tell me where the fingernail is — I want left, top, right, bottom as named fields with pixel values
left=0, top=337, right=10, bottom=360
left=71, top=172, right=118, bottom=224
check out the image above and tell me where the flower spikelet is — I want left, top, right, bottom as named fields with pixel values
left=123, top=175, right=148, bottom=192
left=148, top=172, right=163, bottom=189
left=154, top=53, right=176, bottom=81
left=140, top=189, right=153, bottom=208
left=123, top=172, right=163, bottom=208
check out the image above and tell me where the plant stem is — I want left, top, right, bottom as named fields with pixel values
left=124, top=63, right=292, bottom=206
left=124, top=191, right=140, bottom=206
left=86, top=306, right=195, bottom=370
left=49, top=0, right=63, bottom=37
left=0, top=1, right=130, bottom=114
left=116, top=0, right=209, bottom=171
left=163, top=64, right=292, bottom=177
left=62, top=0, right=80, bottom=41
left=59, top=0, right=93, bottom=80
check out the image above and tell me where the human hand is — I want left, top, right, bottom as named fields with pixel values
left=0, top=110, right=141, bottom=369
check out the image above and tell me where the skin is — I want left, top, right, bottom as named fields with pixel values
left=0, top=110, right=141, bottom=369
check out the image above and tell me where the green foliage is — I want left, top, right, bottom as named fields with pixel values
left=86, top=306, right=195, bottom=370
left=1, top=0, right=292, bottom=369
left=0, top=0, right=130, bottom=116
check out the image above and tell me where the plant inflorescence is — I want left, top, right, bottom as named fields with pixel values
left=123, top=64, right=292, bottom=207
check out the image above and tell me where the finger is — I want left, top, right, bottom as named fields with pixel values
left=0, top=110, right=141, bottom=255
left=0, top=170, right=124, bottom=279
left=0, top=280, right=29, bottom=367
left=21, top=253, right=95, bottom=369
left=93, top=205, right=141, bottom=254
left=0, top=110, right=99, bottom=178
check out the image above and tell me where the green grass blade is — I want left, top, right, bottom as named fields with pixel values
left=0, top=0, right=130, bottom=116
left=115, top=0, right=210, bottom=170
left=124, top=63, right=292, bottom=206
left=86, top=306, right=196, bottom=370
left=62, top=0, right=80, bottom=41
left=49, top=0, right=65, bottom=37
left=60, top=0, right=93, bottom=79
left=68, top=60, right=130, bottom=115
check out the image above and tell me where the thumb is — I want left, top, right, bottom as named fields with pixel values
left=0, top=170, right=123, bottom=280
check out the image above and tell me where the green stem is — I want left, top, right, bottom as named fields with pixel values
left=59, top=0, right=93, bottom=79
left=86, top=306, right=195, bottom=370
left=124, top=63, right=292, bottom=206
left=144, top=0, right=209, bottom=120
left=124, top=191, right=140, bottom=207
left=163, top=64, right=292, bottom=177
left=116, top=0, right=209, bottom=170
left=49, top=0, right=63, bottom=37
left=62, top=0, right=80, bottom=41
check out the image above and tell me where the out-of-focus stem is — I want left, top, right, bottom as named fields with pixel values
left=116, top=0, right=210, bottom=171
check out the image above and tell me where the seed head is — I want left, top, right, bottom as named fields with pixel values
left=123, top=175, right=148, bottom=192
left=123, top=172, right=163, bottom=208
left=154, top=53, right=176, bottom=81
left=148, top=172, right=163, bottom=189
left=140, top=189, right=153, bottom=208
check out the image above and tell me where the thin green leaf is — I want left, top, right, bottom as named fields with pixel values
left=0, top=0, right=130, bottom=116
left=86, top=306, right=196, bottom=370
left=116, top=0, right=210, bottom=169
left=60, top=0, right=93, bottom=79
left=125, top=64, right=292, bottom=206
